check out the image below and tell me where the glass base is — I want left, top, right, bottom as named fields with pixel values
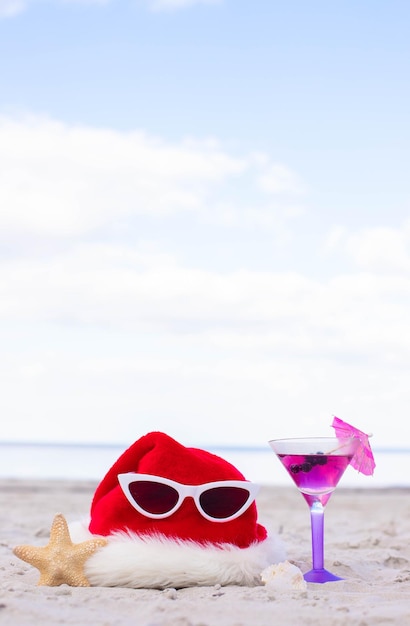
left=304, top=568, right=343, bottom=584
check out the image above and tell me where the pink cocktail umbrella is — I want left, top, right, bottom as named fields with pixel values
left=331, top=416, right=376, bottom=476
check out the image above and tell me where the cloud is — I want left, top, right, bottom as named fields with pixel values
left=0, top=0, right=220, bottom=18
left=322, top=225, right=348, bottom=253
left=1, top=239, right=409, bottom=446
left=346, top=226, right=410, bottom=273
left=0, top=115, right=302, bottom=238
left=257, top=163, right=306, bottom=196
left=2, top=238, right=410, bottom=369
left=1, top=114, right=409, bottom=448
left=0, top=0, right=26, bottom=17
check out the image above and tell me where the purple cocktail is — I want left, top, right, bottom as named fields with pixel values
left=269, top=437, right=360, bottom=583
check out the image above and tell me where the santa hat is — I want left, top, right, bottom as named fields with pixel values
left=69, top=432, right=285, bottom=588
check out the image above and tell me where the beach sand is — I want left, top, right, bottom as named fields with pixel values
left=2, top=479, right=410, bottom=625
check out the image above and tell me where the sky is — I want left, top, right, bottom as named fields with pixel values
left=0, top=0, right=409, bottom=450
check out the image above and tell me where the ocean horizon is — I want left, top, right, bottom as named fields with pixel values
left=1, top=440, right=408, bottom=489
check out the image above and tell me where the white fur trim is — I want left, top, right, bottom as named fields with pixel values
left=69, top=520, right=286, bottom=589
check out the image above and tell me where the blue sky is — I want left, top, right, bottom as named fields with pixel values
left=0, top=0, right=409, bottom=451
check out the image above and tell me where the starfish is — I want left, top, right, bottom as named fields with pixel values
left=13, top=513, right=107, bottom=587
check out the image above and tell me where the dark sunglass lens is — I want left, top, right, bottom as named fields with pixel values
left=128, top=481, right=179, bottom=515
left=199, top=487, right=250, bottom=519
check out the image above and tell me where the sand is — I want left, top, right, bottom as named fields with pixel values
left=2, top=479, right=410, bottom=625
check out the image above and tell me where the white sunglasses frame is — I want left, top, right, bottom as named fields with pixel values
left=118, top=473, right=260, bottom=523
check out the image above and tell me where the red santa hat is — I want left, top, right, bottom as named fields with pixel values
left=69, top=432, right=285, bottom=588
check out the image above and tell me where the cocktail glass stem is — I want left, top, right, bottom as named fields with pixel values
left=310, top=501, right=324, bottom=570
left=304, top=500, right=343, bottom=583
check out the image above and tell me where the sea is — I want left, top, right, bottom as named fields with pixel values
left=0, top=442, right=408, bottom=489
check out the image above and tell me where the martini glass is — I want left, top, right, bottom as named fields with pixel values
left=269, top=436, right=360, bottom=583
